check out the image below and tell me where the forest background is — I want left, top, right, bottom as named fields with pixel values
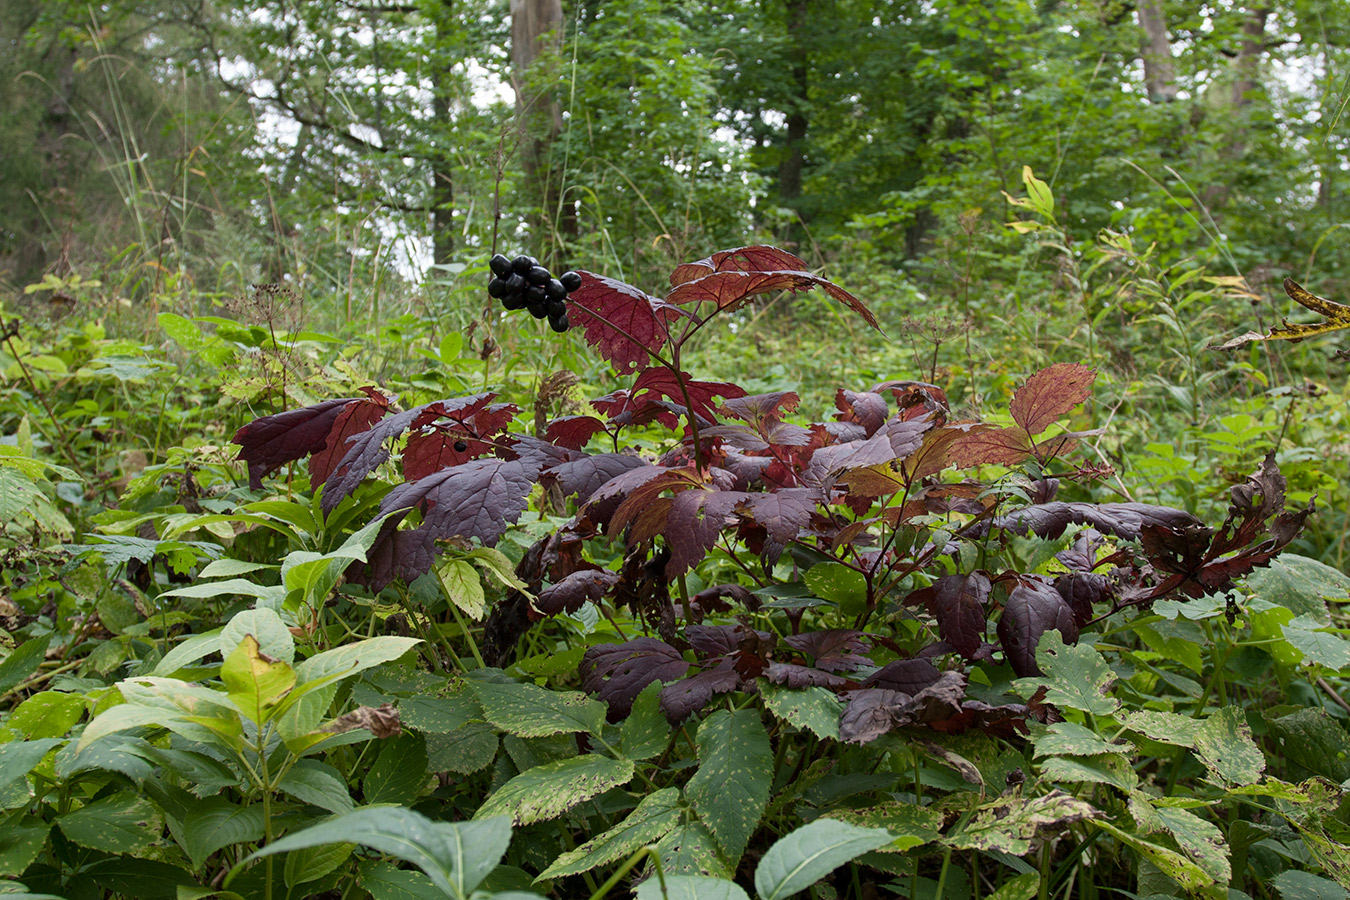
left=4, top=1, right=1350, bottom=899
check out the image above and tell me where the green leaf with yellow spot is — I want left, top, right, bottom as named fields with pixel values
left=685, top=709, right=772, bottom=867
left=469, top=679, right=606, bottom=738
left=221, top=634, right=296, bottom=725
left=536, top=787, right=681, bottom=881
left=472, top=755, right=635, bottom=825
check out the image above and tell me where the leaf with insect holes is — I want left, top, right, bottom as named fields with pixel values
left=1014, top=630, right=1118, bottom=716
left=629, top=367, right=746, bottom=425
left=308, top=388, right=391, bottom=486
left=320, top=394, right=496, bottom=514
left=997, top=575, right=1079, bottom=678
left=233, top=397, right=362, bottom=489
left=1212, top=278, right=1350, bottom=349
left=669, top=245, right=811, bottom=286
left=582, top=637, right=691, bottom=719
left=402, top=402, right=517, bottom=481
left=568, top=272, right=687, bottom=375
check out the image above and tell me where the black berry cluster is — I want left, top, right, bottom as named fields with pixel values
left=488, top=254, right=582, bottom=334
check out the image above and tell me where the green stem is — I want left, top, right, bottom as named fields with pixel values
left=444, top=594, right=486, bottom=669
left=586, top=846, right=666, bottom=900
left=934, top=845, right=953, bottom=900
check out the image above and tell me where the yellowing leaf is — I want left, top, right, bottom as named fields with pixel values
left=1211, top=278, right=1350, bottom=349
left=221, top=634, right=296, bottom=724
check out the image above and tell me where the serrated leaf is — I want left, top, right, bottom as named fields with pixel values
left=568, top=272, right=684, bottom=374
left=0, top=739, right=62, bottom=786
left=804, top=562, right=867, bottom=610
left=284, top=840, right=354, bottom=889
left=1000, top=577, right=1081, bottom=679
left=948, top=790, right=1097, bottom=854
left=1033, top=722, right=1128, bottom=757
left=426, top=724, right=498, bottom=775
left=58, top=792, right=163, bottom=854
left=222, top=635, right=296, bottom=725
left=760, top=682, right=843, bottom=740
left=1194, top=706, right=1264, bottom=786
left=655, top=822, right=731, bottom=880
left=1038, top=754, right=1138, bottom=791
left=1272, top=870, right=1350, bottom=900
left=685, top=709, right=772, bottom=866
left=0, top=635, right=51, bottom=696
left=1009, top=364, right=1094, bottom=436
left=360, top=860, right=445, bottom=900
left=1094, top=820, right=1213, bottom=890
left=1283, top=616, right=1350, bottom=670
left=470, top=680, right=606, bottom=738
left=278, top=759, right=355, bottom=814
left=7, top=692, right=84, bottom=739
left=1014, top=631, right=1117, bottom=716
left=634, top=875, right=749, bottom=900
left=181, top=798, right=267, bottom=868
left=754, top=819, right=895, bottom=900
left=1245, top=554, right=1350, bottom=623
left=0, top=816, right=49, bottom=877
left=621, top=681, right=672, bottom=760
left=231, top=397, right=364, bottom=489
left=536, top=788, right=681, bottom=881
left=473, top=755, right=635, bottom=826
left=439, top=559, right=486, bottom=619
left=364, top=734, right=428, bottom=805
left=234, top=808, right=511, bottom=900
left=1266, top=708, right=1350, bottom=783
left=1154, top=806, right=1230, bottom=883
left=1123, top=710, right=1200, bottom=748
left=293, top=637, right=420, bottom=685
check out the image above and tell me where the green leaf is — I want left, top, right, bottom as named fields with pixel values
left=399, top=688, right=483, bottom=734
left=58, top=792, right=163, bottom=854
left=1093, top=820, right=1213, bottom=891
left=0, top=816, right=49, bottom=877
left=284, top=840, right=353, bottom=889
left=76, top=857, right=195, bottom=898
left=469, top=679, right=606, bottom=738
left=1032, top=721, right=1127, bottom=757
left=1194, top=706, right=1264, bottom=786
left=655, top=822, right=730, bottom=880
left=1021, top=165, right=1055, bottom=219
left=1014, top=632, right=1119, bottom=717
left=7, top=691, right=84, bottom=739
left=198, top=558, right=274, bottom=579
left=426, top=724, right=498, bottom=775
left=685, top=709, right=772, bottom=866
left=754, top=819, right=895, bottom=900
left=805, top=561, right=868, bottom=615
left=464, top=547, right=531, bottom=592
left=1245, top=554, right=1350, bottom=624
left=221, top=634, right=296, bottom=724
left=439, top=559, right=486, bottom=619
left=536, top=787, right=681, bottom=881
left=821, top=802, right=943, bottom=852
left=232, top=808, right=511, bottom=900
left=293, top=637, right=420, bottom=685
left=359, top=860, right=445, bottom=900
left=473, top=755, right=635, bottom=826
left=277, top=759, right=355, bottom=814
left=221, top=608, right=295, bottom=665
left=153, top=629, right=225, bottom=676
left=364, top=734, right=428, bottom=805
left=620, top=681, right=671, bottom=761
left=181, top=798, right=267, bottom=869
left=985, top=872, right=1041, bottom=900
left=1154, top=806, right=1230, bottom=883
left=0, top=740, right=62, bottom=786
left=1272, top=870, right=1350, bottom=900
left=634, top=875, right=749, bottom=900
left=1123, top=710, right=1201, bottom=748
left=1266, top=708, right=1350, bottom=783
left=159, top=578, right=284, bottom=605
left=0, top=468, right=42, bottom=525
left=760, top=681, right=844, bottom=740
left=0, top=635, right=51, bottom=696
left=1282, top=616, right=1350, bottom=670
left=1038, top=754, right=1138, bottom=792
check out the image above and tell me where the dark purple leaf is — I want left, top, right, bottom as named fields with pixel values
left=659, top=665, right=741, bottom=723
left=838, top=671, right=969, bottom=743
left=233, top=397, right=360, bottom=490
left=763, top=662, right=850, bottom=689
left=723, top=391, right=801, bottom=425
left=401, top=401, right=516, bottom=481
left=309, top=389, right=391, bottom=486
left=993, top=502, right=1201, bottom=542
left=737, top=489, right=819, bottom=545
left=1054, top=573, right=1112, bottom=627
left=862, top=658, right=942, bottom=693
left=345, top=511, right=433, bottom=592
left=568, top=272, right=687, bottom=375
left=996, top=576, right=1079, bottom=677
left=582, top=637, right=691, bottom=720
left=551, top=453, right=652, bottom=505
left=685, top=624, right=773, bottom=663
left=536, top=569, right=619, bottom=616
left=1055, top=529, right=1104, bottom=572
left=664, top=488, right=739, bottom=578
left=784, top=629, right=871, bottom=672
left=690, top=584, right=759, bottom=617
left=835, top=390, right=890, bottom=436
left=506, top=435, right=584, bottom=472
left=379, top=457, right=537, bottom=547
left=930, top=573, right=990, bottom=659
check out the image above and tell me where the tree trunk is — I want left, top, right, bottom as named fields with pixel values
left=430, top=0, right=456, bottom=267
left=1136, top=0, right=1177, bottom=103
left=1203, top=6, right=1269, bottom=213
left=510, top=0, right=570, bottom=265
left=779, top=0, right=810, bottom=245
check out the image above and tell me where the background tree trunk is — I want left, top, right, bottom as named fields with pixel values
left=1136, top=0, right=1177, bottom=103
left=510, top=0, right=570, bottom=266
left=431, top=0, right=456, bottom=267
left=779, top=0, right=810, bottom=248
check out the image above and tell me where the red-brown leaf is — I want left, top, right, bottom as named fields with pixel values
left=568, top=272, right=687, bottom=375
left=308, top=388, right=391, bottom=487
left=1009, top=363, right=1095, bottom=436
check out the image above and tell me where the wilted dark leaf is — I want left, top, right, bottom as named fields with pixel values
left=835, top=390, right=890, bottom=436
left=930, top=573, right=991, bottom=659
left=763, top=662, right=851, bottom=689
left=997, top=576, right=1079, bottom=677
left=569, top=272, right=687, bottom=375
left=669, top=245, right=810, bottom=286
left=536, top=569, right=620, bottom=616
left=582, top=637, right=691, bottom=720
left=1009, top=364, right=1096, bottom=436
left=324, top=703, right=401, bottom=738
left=784, top=629, right=871, bottom=672
left=993, top=501, right=1200, bottom=541
left=863, top=658, right=942, bottom=693
left=629, top=367, right=747, bottom=426
left=689, top=583, right=759, bottom=617
left=233, top=397, right=361, bottom=489
left=838, top=671, right=968, bottom=743
left=1211, top=278, right=1350, bottom=349
left=309, top=388, right=391, bottom=486
left=660, top=665, right=741, bottom=723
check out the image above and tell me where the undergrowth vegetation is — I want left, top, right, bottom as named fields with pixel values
left=2, top=171, right=1350, bottom=900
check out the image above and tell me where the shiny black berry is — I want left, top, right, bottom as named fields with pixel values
left=511, top=255, right=535, bottom=275
left=549, top=313, right=569, bottom=333
left=503, top=272, right=527, bottom=294
left=502, top=293, right=528, bottom=311
left=526, top=284, right=548, bottom=304
left=453, top=440, right=468, bottom=453
left=544, top=278, right=567, bottom=301
left=559, top=271, right=582, bottom=292
left=487, top=277, right=508, bottom=299
left=526, top=265, right=551, bottom=286
left=527, top=299, right=548, bottom=319
left=546, top=297, right=567, bottom=319
left=489, top=254, right=512, bottom=277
